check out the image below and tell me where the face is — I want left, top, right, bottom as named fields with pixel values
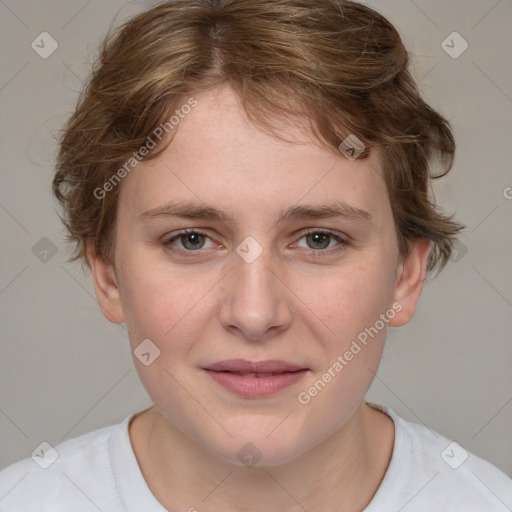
left=90, top=84, right=428, bottom=467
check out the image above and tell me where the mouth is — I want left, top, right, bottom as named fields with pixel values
left=202, top=359, right=309, bottom=397
left=216, top=371, right=296, bottom=378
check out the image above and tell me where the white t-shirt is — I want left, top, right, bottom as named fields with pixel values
left=1, top=403, right=511, bottom=511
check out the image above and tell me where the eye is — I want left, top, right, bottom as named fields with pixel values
left=164, top=229, right=216, bottom=254
left=295, top=229, right=348, bottom=254
left=163, top=228, right=349, bottom=259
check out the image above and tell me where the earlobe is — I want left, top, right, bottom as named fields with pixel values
left=86, top=241, right=125, bottom=324
left=388, top=238, right=431, bottom=327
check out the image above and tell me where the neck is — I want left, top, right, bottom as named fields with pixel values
left=129, top=402, right=394, bottom=512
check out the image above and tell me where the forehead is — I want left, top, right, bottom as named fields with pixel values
left=118, top=85, right=390, bottom=225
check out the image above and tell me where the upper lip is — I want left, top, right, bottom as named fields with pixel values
left=203, top=359, right=307, bottom=373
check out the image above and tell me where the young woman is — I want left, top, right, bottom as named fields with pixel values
left=1, top=1, right=511, bottom=510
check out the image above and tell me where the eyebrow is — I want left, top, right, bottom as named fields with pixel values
left=138, top=200, right=372, bottom=225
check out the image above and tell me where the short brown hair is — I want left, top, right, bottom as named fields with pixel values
left=53, top=0, right=464, bottom=276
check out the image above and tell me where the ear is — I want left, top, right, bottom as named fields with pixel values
left=388, top=238, right=431, bottom=327
left=86, top=241, right=125, bottom=324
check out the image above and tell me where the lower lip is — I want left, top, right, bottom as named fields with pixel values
left=204, top=370, right=308, bottom=397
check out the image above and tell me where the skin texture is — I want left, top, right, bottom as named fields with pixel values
left=87, top=84, right=431, bottom=511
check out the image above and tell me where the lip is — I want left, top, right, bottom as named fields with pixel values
left=203, top=359, right=306, bottom=373
left=202, top=359, right=309, bottom=398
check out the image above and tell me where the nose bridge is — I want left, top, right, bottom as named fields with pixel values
left=219, top=237, right=292, bottom=339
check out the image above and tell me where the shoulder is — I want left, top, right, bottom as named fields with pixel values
left=0, top=418, right=128, bottom=512
left=367, top=403, right=512, bottom=511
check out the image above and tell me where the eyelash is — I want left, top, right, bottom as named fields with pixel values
left=163, top=228, right=349, bottom=259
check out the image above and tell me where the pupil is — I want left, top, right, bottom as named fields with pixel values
left=309, top=233, right=329, bottom=249
left=184, top=233, right=204, bottom=250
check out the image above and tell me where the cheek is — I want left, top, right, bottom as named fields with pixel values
left=294, top=258, right=395, bottom=407
left=117, top=254, right=209, bottom=342
left=305, top=260, right=395, bottom=341
left=118, top=276, right=173, bottom=345
left=118, top=263, right=212, bottom=425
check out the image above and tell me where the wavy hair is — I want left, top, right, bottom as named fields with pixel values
left=53, top=0, right=464, bottom=276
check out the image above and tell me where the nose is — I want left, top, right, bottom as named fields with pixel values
left=218, top=242, right=293, bottom=341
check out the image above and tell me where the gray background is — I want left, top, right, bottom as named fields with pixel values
left=1, top=0, right=511, bottom=479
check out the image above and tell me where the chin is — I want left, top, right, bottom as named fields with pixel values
left=201, top=423, right=308, bottom=469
